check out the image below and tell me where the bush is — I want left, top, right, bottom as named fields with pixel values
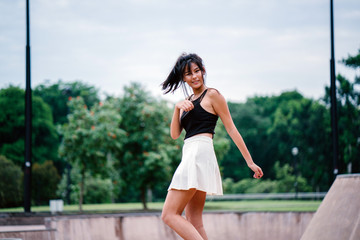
left=32, top=160, right=61, bottom=205
left=244, top=179, right=279, bottom=193
left=83, top=177, right=113, bottom=204
left=223, top=161, right=312, bottom=194
left=273, top=161, right=312, bottom=192
left=233, top=179, right=258, bottom=193
left=223, top=178, right=260, bottom=194
left=222, top=178, right=235, bottom=194
left=0, top=155, right=23, bottom=208
left=57, top=165, right=115, bottom=204
left=57, top=165, right=81, bottom=204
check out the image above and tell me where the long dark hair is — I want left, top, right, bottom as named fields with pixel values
left=162, top=53, right=206, bottom=96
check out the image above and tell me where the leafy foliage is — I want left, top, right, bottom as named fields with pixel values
left=57, top=165, right=115, bottom=204
left=222, top=100, right=272, bottom=181
left=223, top=161, right=311, bottom=194
left=59, top=96, right=125, bottom=210
left=268, top=97, right=331, bottom=189
left=0, top=155, right=23, bottom=208
left=0, top=86, right=59, bottom=166
left=34, top=80, right=100, bottom=125
left=223, top=91, right=331, bottom=191
left=32, top=160, right=61, bottom=205
left=213, top=121, right=231, bottom=166
left=323, top=49, right=360, bottom=173
left=341, top=49, right=360, bottom=69
left=114, top=83, right=176, bottom=209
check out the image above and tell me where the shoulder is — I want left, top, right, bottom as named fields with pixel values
left=207, top=88, right=225, bottom=102
left=206, top=88, right=229, bottom=116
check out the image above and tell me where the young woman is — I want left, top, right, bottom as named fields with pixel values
left=161, top=53, right=263, bottom=240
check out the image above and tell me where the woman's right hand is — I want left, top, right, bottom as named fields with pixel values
left=170, top=100, right=192, bottom=139
left=176, top=100, right=194, bottom=112
left=248, top=163, right=264, bottom=179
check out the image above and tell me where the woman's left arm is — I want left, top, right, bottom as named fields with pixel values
left=210, top=90, right=264, bottom=179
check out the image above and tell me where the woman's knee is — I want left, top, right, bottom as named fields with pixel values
left=192, top=221, right=204, bottom=230
left=186, top=214, right=203, bottom=229
left=161, top=210, right=175, bottom=226
left=161, top=211, right=168, bottom=224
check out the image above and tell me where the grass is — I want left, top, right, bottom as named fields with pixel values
left=204, top=200, right=321, bottom=212
left=0, top=200, right=321, bottom=213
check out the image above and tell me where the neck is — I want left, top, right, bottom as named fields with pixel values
left=192, top=86, right=207, bottom=96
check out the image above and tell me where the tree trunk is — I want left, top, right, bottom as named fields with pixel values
left=141, top=187, right=148, bottom=210
left=79, top=168, right=85, bottom=212
left=347, top=144, right=352, bottom=173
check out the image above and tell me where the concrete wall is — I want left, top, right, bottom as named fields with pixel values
left=0, top=211, right=314, bottom=240
left=203, top=212, right=313, bottom=240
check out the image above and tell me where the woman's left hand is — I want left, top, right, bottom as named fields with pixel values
left=248, top=163, right=264, bottom=179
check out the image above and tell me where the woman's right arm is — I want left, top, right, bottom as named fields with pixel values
left=170, top=100, right=194, bottom=139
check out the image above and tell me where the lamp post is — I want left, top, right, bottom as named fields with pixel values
left=24, top=0, right=32, bottom=213
left=291, top=147, right=299, bottom=199
left=330, top=0, right=339, bottom=178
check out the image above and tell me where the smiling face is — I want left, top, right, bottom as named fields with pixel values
left=183, top=62, right=206, bottom=91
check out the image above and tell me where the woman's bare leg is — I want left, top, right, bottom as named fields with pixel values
left=185, top=190, right=208, bottom=240
left=161, top=189, right=204, bottom=240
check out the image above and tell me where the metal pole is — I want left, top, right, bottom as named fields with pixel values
left=292, top=147, right=299, bottom=199
left=24, top=0, right=32, bottom=212
left=330, top=0, right=339, bottom=178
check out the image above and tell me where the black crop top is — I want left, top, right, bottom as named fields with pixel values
left=180, top=89, right=219, bottom=140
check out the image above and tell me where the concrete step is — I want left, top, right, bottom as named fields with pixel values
left=0, top=225, right=47, bottom=233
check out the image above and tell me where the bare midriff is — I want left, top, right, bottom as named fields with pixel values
left=193, top=132, right=213, bottom=139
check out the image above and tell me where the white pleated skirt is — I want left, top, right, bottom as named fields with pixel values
left=168, top=135, right=223, bottom=195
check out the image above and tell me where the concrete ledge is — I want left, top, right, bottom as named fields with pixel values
left=208, top=192, right=326, bottom=200
left=0, top=225, right=48, bottom=233
left=337, top=173, right=360, bottom=178
left=1, top=211, right=315, bottom=240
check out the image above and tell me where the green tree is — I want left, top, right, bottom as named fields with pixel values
left=34, top=80, right=100, bottom=125
left=268, top=96, right=331, bottom=190
left=0, top=86, right=59, bottom=166
left=222, top=92, right=303, bottom=181
left=324, top=48, right=360, bottom=173
left=0, top=155, right=23, bottom=208
left=213, top=122, right=231, bottom=166
left=222, top=91, right=332, bottom=191
left=222, top=100, right=272, bottom=181
left=59, top=97, right=125, bottom=211
left=248, top=91, right=306, bottom=178
left=114, top=83, right=175, bottom=209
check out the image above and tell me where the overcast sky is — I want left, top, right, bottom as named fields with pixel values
left=1, top=0, right=359, bottom=103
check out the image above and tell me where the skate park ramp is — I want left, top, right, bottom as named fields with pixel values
left=301, top=174, right=360, bottom=240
